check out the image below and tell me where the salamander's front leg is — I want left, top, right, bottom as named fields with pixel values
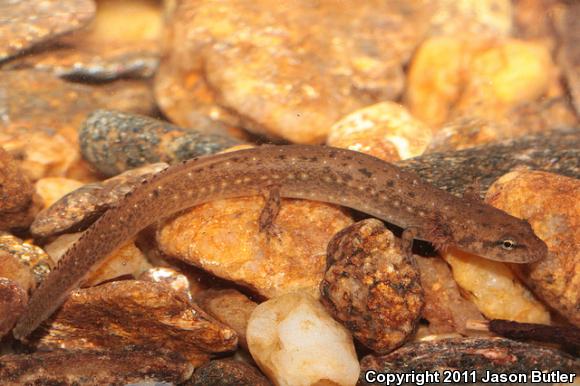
left=259, top=185, right=282, bottom=238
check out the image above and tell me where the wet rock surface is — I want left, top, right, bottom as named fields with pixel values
left=156, top=0, right=428, bottom=144
left=398, top=128, right=580, bottom=199
left=31, top=280, right=238, bottom=366
left=157, top=197, right=353, bottom=299
left=0, top=0, right=96, bottom=62
left=0, top=348, right=193, bottom=386
left=321, top=219, right=423, bottom=354
left=80, top=110, right=241, bottom=176
left=486, top=171, right=580, bottom=326
left=31, top=162, right=167, bottom=238
left=359, top=337, right=579, bottom=385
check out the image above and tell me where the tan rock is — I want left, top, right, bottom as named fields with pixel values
left=35, top=177, right=85, bottom=209
left=44, top=233, right=151, bottom=287
left=34, top=280, right=238, bottom=365
left=486, top=170, right=580, bottom=326
left=0, top=233, right=53, bottom=291
left=157, top=0, right=428, bottom=143
left=442, top=248, right=551, bottom=324
left=327, top=102, right=432, bottom=162
left=416, top=256, right=485, bottom=334
left=0, top=278, right=27, bottom=338
left=157, top=197, right=353, bottom=298
left=247, top=292, right=359, bottom=386
left=0, top=147, right=42, bottom=231
left=195, top=289, right=258, bottom=350
left=406, top=37, right=555, bottom=128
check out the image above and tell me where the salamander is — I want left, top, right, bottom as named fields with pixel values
left=12, top=145, right=548, bottom=339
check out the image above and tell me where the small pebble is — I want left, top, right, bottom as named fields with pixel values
left=0, top=278, right=27, bottom=338
left=486, top=170, right=580, bottom=326
left=34, top=177, right=85, bottom=209
left=80, top=110, right=241, bottom=176
left=320, top=219, right=423, bottom=354
left=195, top=289, right=258, bottom=350
left=139, top=267, right=193, bottom=302
left=441, top=247, right=551, bottom=324
left=31, top=162, right=168, bottom=238
left=188, top=359, right=271, bottom=386
left=327, top=102, right=432, bottom=162
left=247, top=292, right=360, bottom=386
left=0, top=0, right=96, bottom=62
left=415, top=255, right=485, bottom=335
left=32, top=280, right=238, bottom=366
left=0, top=233, right=53, bottom=290
left=0, top=147, right=41, bottom=231
left=405, top=37, right=555, bottom=128
left=0, top=348, right=193, bottom=386
left=157, top=197, right=353, bottom=299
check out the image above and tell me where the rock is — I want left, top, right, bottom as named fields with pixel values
left=0, top=147, right=42, bottom=231
left=44, top=233, right=151, bottom=287
left=80, top=110, right=241, bottom=176
left=486, top=171, right=580, bottom=326
left=0, top=348, right=193, bottom=386
left=32, top=280, right=238, bottom=365
left=397, top=127, right=580, bottom=200
left=425, top=0, right=513, bottom=37
left=1, top=0, right=162, bottom=82
left=320, top=219, right=423, bottom=354
left=327, top=102, right=432, bottom=162
left=0, top=233, right=53, bottom=291
left=188, top=359, right=271, bottom=386
left=405, top=37, right=555, bottom=128
left=35, top=177, right=85, bottom=208
left=195, top=289, right=258, bottom=350
left=31, top=162, right=167, bottom=238
left=441, top=248, right=551, bottom=324
left=359, top=337, right=579, bottom=385
left=559, top=2, right=580, bottom=117
left=247, top=292, right=359, bottom=386
left=157, top=197, right=353, bottom=299
left=139, top=267, right=193, bottom=302
left=156, top=0, right=428, bottom=143
left=0, top=0, right=95, bottom=62
left=415, top=256, right=485, bottom=334
left=0, top=70, right=156, bottom=148
left=0, top=278, right=27, bottom=338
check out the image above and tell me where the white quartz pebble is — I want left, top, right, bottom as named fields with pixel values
left=247, top=292, right=359, bottom=386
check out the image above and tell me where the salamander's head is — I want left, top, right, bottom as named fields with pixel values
left=454, top=209, right=548, bottom=264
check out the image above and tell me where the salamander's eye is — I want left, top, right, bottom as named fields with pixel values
left=501, top=239, right=517, bottom=250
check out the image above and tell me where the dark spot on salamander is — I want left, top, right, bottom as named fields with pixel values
left=277, top=154, right=287, bottom=160
left=407, top=191, right=416, bottom=198
left=358, top=168, right=372, bottom=178
left=230, top=157, right=240, bottom=162
left=152, top=189, right=160, bottom=198
left=386, top=180, right=395, bottom=188
left=310, top=156, right=318, bottom=162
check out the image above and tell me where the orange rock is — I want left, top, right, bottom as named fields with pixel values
left=157, top=197, right=353, bottom=298
left=486, top=170, right=580, bottom=326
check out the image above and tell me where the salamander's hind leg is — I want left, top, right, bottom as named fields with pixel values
left=259, top=185, right=282, bottom=238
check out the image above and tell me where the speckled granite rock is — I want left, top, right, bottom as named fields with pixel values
left=397, top=128, right=580, bottom=199
left=486, top=171, right=580, bottom=327
left=80, top=110, right=241, bottom=176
